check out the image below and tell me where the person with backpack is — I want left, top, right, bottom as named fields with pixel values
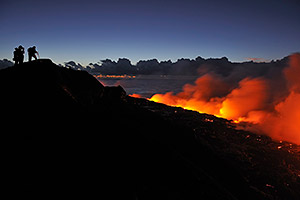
left=13, top=45, right=25, bottom=65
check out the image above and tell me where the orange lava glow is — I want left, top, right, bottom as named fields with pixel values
left=129, top=94, right=142, bottom=98
left=148, top=54, right=300, bottom=144
left=94, top=74, right=136, bottom=79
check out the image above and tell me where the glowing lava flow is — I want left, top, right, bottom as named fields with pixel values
left=148, top=54, right=300, bottom=145
left=149, top=76, right=268, bottom=124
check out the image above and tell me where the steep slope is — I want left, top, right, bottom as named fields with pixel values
left=1, top=59, right=299, bottom=199
left=129, top=97, right=300, bottom=199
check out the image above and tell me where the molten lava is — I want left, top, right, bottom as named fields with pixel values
left=149, top=54, right=300, bottom=144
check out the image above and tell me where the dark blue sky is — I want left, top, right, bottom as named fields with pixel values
left=1, top=0, right=299, bottom=64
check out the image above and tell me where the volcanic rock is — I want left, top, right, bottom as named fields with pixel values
left=1, top=59, right=299, bottom=199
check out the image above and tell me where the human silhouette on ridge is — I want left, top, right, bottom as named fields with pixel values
left=13, top=45, right=25, bottom=65
left=27, top=46, right=39, bottom=61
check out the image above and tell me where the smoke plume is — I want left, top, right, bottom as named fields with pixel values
left=150, top=53, right=300, bottom=144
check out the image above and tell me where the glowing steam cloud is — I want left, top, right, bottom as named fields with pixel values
left=150, top=54, right=300, bottom=144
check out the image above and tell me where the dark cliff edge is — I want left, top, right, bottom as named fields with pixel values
left=1, top=59, right=299, bottom=199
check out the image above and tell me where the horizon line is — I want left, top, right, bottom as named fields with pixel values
left=2, top=53, right=298, bottom=67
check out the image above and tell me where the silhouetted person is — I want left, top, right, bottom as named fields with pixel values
left=18, top=45, right=25, bottom=64
left=13, top=45, right=25, bottom=65
left=13, top=48, right=19, bottom=65
left=28, top=46, right=39, bottom=61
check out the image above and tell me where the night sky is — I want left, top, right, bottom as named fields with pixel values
left=1, top=0, right=299, bottom=65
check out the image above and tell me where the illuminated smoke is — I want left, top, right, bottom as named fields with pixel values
left=149, top=53, right=300, bottom=144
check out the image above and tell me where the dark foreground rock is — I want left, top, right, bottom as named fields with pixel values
left=1, top=59, right=299, bottom=199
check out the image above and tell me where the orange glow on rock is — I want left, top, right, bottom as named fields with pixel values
left=129, top=94, right=142, bottom=98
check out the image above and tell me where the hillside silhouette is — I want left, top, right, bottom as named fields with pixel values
left=1, top=59, right=299, bottom=199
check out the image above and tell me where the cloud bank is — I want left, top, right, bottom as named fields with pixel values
left=62, top=56, right=289, bottom=78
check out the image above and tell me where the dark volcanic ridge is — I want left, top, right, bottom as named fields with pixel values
left=1, top=59, right=299, bottom=199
